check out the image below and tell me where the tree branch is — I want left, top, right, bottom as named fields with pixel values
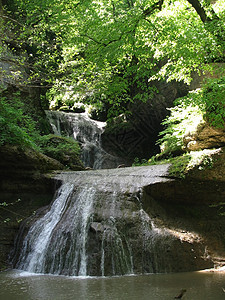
left=186, top=0, right=209, bottom=22
left=143, top=0, right=164, bottom=17
left=80, top=34, right=104, bottom=45
left=0, top=14, right=25, bottom=27
left=81, top=0, right=164, bottom=50
left=81, top=24, right=138, bottom=48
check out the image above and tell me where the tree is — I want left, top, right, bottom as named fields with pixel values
left=1, top=0, right=224, bottom=119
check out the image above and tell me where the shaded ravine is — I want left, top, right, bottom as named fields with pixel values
left=11, top=165, right=213, bottom=276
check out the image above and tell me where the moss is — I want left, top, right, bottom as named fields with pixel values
left=37, top=134, right=85, bottom=170
left=168, top=155, right=192, bottom=179
left=141, top=149, right=220, bottom=179
left=105, top=116, right=132, bottom=134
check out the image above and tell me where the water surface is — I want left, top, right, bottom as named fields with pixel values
left=1, top=270, right=225, bottom=300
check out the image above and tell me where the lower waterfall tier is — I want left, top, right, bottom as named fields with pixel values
left=11, top=166, right=214, bottom=276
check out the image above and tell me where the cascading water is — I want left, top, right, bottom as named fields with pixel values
left=45, top=111, right=124, bottom=169
left=14, top=183, right=75, bottom=274
left=14, top=183, right=98, bottom=276
left=12, top=165, right=212, bottom=276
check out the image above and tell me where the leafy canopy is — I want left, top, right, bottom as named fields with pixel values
left=2, top=0, right=224, bottom=118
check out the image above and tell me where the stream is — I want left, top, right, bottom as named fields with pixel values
left=1, top=270, right=225, bottom=300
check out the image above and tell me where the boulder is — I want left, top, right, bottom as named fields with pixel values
left=184, top=123, right=225, bottom=151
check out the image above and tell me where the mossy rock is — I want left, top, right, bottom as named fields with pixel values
left=0, top=144, right=64, bottom=175
left=148, top=148, right=225, bottom=181
left=38, top=135, right=85, bottom=171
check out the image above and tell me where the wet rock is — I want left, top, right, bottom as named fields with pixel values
left=90, top=222, right=106, bottom=233
left=45, top=110, right=127, bottom=169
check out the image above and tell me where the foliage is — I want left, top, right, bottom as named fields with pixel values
left=0, top=88, right=83, bottom=169
left=47, top=0, right=224, bottom=117
left=167, top=154, right=192, bottom=179
left=202, top=76, right=225, bottom=128
left=0, top=91, right=38, bottom=147
left=168, top=149, right=217, bottom=178
left=0, top=88, right=82, bottom=168
left=37, top=134, right=83, bottom=169
left=1, top=0, right=225, bottom=158
left=37, top=134, right=80, bottom=157
left=133, top=149, right=217, bottom=179
left=132, top=157, right=149, bottom=166
left=1, top=0, right=224, bottom=119
left=156, top=76, right=225, bottom=156
left=157, top=89, right=204, bottom=155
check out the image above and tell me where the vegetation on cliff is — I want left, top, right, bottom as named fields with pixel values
left=157, top=75, right=225, bottom=156
left=133, top=75, right=225, bottom=178
left=0, top=92, right=37, bottom=148
left=37, top=135, right=84, bottom=170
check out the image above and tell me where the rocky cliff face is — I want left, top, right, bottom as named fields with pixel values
left=66, top=148, right=225, bottom=273
left=2, top=147, right=225, bottom=273
left=184, top=123, right=225, bottom=151
left=145, top=147, right=225, bottom=268
left=0, top=145, right=63, bottom=270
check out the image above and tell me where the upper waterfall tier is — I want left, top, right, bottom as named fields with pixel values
left=45, top=111, right=125, bottom=169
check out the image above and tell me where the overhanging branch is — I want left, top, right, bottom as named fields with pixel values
left=143, top=0, right=164, bottom=17
left=0, top=14, right=24, bottom=27
left=186, top=0, right=209, bottom=22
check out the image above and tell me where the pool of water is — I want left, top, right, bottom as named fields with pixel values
left=1, top=270, right=225, bottom=300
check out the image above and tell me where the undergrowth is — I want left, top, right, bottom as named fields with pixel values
left=133, top=149, right=218, bottom=179
left=156, top=76, right=225, bottom=156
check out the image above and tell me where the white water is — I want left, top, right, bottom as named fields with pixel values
left=15, top=183, right=97, bottom=276
left=13, top=165, right=174, bottom=276
left=15, top=183, right=74, bottom=273
left=45, top=110, right=123, bottom=169
left=100, top=191, right=134, bottom=276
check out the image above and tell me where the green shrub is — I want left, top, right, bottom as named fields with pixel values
left=0, top=93, right=38, bottom=148
left=157, top=89, right=204, bottom=155
left=37, top=134, right=80, bottom=157
left=202, top=76, right=225, bottom=128
left=37, top=134, right=84, bottom=169
left=157, top=76, right=225, bottom=156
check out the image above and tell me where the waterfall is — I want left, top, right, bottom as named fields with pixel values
left=12, top=165, right=212, bottom=276
left=14, top=183, right=98, bottom=276
left=45, top=111, right=123, bottom=169
left=14, top=183, right=74, bottom=274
